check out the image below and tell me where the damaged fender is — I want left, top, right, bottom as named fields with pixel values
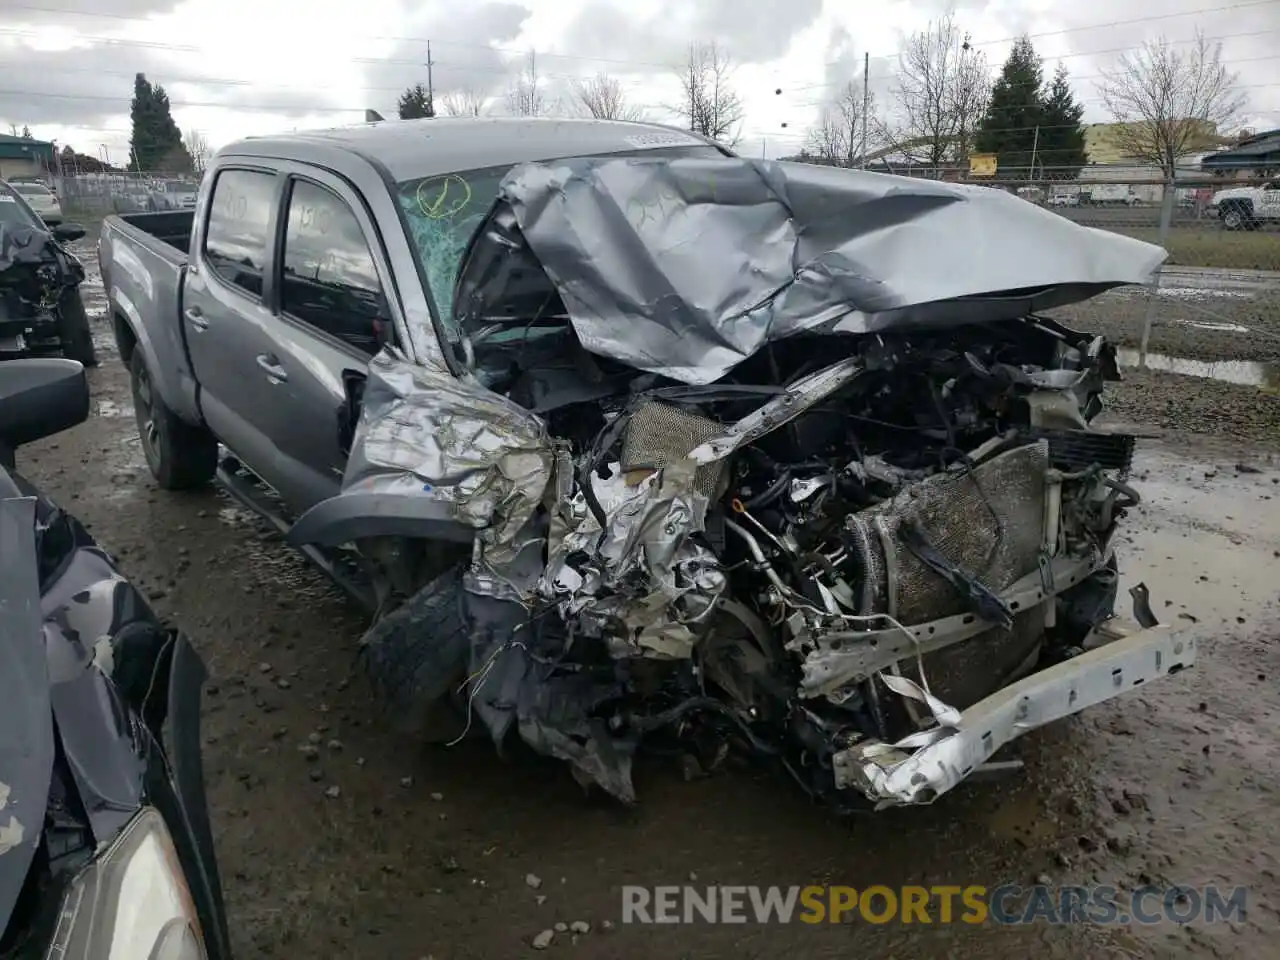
left=288, top=349, right=553, bottom=550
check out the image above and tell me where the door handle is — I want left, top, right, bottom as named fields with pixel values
left=256, top=353, right=288, bottom=382
left=184, top=307, right=207, bottom=331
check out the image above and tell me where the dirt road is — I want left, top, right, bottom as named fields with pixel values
left=17, top=245, right=1280, bottom=958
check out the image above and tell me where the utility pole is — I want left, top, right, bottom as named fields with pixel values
left=860, top=51, right=869, bottom=169
left=426, top=41, right=435, bottom=116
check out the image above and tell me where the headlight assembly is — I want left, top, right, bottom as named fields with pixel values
left=45, top=807, right=206, bottom=960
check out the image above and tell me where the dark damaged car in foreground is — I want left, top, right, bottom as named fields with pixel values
left=0, top=181, right=96, bottom=367
left=1, top=359, right=229, bottom=958
left=100, top=118, right=1196, bottom=812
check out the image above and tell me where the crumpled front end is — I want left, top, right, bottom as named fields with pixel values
left=0, top=224, right=82, bottom=358
left=343, top=160, right=1194, bottom=810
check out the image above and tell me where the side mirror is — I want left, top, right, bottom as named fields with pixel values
left=0, top=359, right=90, bottom=459
left=53, top=223, right=87, bottom=242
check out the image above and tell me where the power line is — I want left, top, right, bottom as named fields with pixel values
left=788, top=28, right=1280, bottom=96
left=11, top=80, right=1276, bottom=127
left=2, top=36, right=1277, bottom=114
left=2, top=0, right=1276, bottom=78
left=786, top=69, right=1280, bottom=114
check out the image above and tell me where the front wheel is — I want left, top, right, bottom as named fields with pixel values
left=129, top=349, right=218, bottom=489
left=57, top=289, right=98, bottom=367
left=1221, top=204, right=1251, bottom=231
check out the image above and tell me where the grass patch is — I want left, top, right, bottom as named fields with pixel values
left=1101, top=226, right=1280, bottom=271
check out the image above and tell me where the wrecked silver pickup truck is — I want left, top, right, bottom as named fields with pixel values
left=101, top=118, right=1195, bottom=811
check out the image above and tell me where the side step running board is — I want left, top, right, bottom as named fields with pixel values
left=214, top=456, right=377, bottom=612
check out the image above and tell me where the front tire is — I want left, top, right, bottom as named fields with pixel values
left=57, top=289, right=98, bottom=367
left=1221, top=203, right=1251, bottom=231
left=360, top=564, right=472, bottom=743
left=129, top=349, right=217, bottom=489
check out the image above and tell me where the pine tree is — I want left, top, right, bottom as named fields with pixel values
left=130, top=73, right=192, bottom=173
left=974, top=36, right=1044, bottom=178
left=1037, top=65, right=1088, bottom=179
left=398, top=84, right=434, bottom=119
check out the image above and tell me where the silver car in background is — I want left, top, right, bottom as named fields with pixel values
left=8, top=181, right=62, bottom=224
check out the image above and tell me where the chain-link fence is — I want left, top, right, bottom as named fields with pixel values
left=800, top=161, right=1280, bottom=372
left=848, top=163, right=1280, bottom=272
left=52, top=170, right=202, bottom=220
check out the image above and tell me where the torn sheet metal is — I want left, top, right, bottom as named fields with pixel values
left=454, top=157, right=1168, bottom=384
left=541, top=458, right=725, bottom=660
left=344, top=349, right=553, bottom=545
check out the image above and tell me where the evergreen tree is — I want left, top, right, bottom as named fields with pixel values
left=974, top=36, right=1044, bottom=178
left=130, top=73, right=191, bottom=173
left=398, top=84, right=434, bottom=119
left=1037, top=64, right=1088, bottom=179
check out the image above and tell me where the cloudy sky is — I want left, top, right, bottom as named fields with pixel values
left=1, top=0, right=1276, bottom=165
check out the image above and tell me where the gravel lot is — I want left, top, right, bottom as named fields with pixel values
left=1049, top=286, right=1280, bottom=364
left=15, top=242, right=1280, bottom=959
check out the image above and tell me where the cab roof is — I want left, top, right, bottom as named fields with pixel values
left=218, top=116, right=727, bottom=182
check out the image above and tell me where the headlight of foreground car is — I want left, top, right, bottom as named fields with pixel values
left=45, top=807, right=207, bottom=959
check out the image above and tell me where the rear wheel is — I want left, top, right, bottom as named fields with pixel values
left=57, top=289, right=97, bottom=367
left=129, top=349, right=218, bottom=489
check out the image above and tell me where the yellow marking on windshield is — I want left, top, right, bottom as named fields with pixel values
left=415, top=175, right=472, bottom=220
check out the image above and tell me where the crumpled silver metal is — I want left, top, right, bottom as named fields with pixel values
left=343, top=349, right=552, bottom=545
left=541, top=459, right=724, bottom=659
left=454, top=157, right=1169, bottom=385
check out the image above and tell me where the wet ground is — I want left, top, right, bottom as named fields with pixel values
left=16, top=244, right=1280, bottom=957
left=1047, top=277, right=1280, bottom=365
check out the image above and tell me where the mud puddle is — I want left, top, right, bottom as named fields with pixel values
left=1078, top=446, right=1280, bottom=958
left=1116, top=348, right=1278, bottom=389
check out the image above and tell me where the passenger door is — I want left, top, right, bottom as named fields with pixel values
left=259, top=172, right=396, bottom=514
left=183, top=166, right=290, bottom=493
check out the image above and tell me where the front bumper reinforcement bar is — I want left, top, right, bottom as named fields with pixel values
left=832, top=619, right=1196, bottom=807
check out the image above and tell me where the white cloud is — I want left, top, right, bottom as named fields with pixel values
left=0, top=0, right=1273, bottom=163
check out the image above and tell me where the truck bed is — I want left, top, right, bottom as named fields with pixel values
left=111, top=210, right=195, bottom=257
left=99, top=209, right=202, bottom=424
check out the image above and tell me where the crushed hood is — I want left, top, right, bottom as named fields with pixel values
left=453, top=157, right=1168, bottom=385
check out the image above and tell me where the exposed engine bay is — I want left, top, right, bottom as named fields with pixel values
left=0, top=224, right=83, bottom=359
left=339, top=157, right=1192, bottom=811
left=355, top=315, right=1166, bottom=811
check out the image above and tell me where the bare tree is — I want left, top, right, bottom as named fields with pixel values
left=805, top=80, right=881, bottom=166
left=571, top=72, right=644, bottom=121
left=183, top=129, right=211, bottom=174
left=1096, top=30, right=1244, bottom=180
left=671, top=41, right=744, bottom=146
left=441, top=87, right=485, bottom=117
left=889, top=9, right=990, bottom=170
left=506, top=51, right=546, bottom=117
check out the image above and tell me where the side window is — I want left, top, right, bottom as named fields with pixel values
left=204, top=169, right=275, bottom=297
left=281, top=180, right=388, bottom=355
